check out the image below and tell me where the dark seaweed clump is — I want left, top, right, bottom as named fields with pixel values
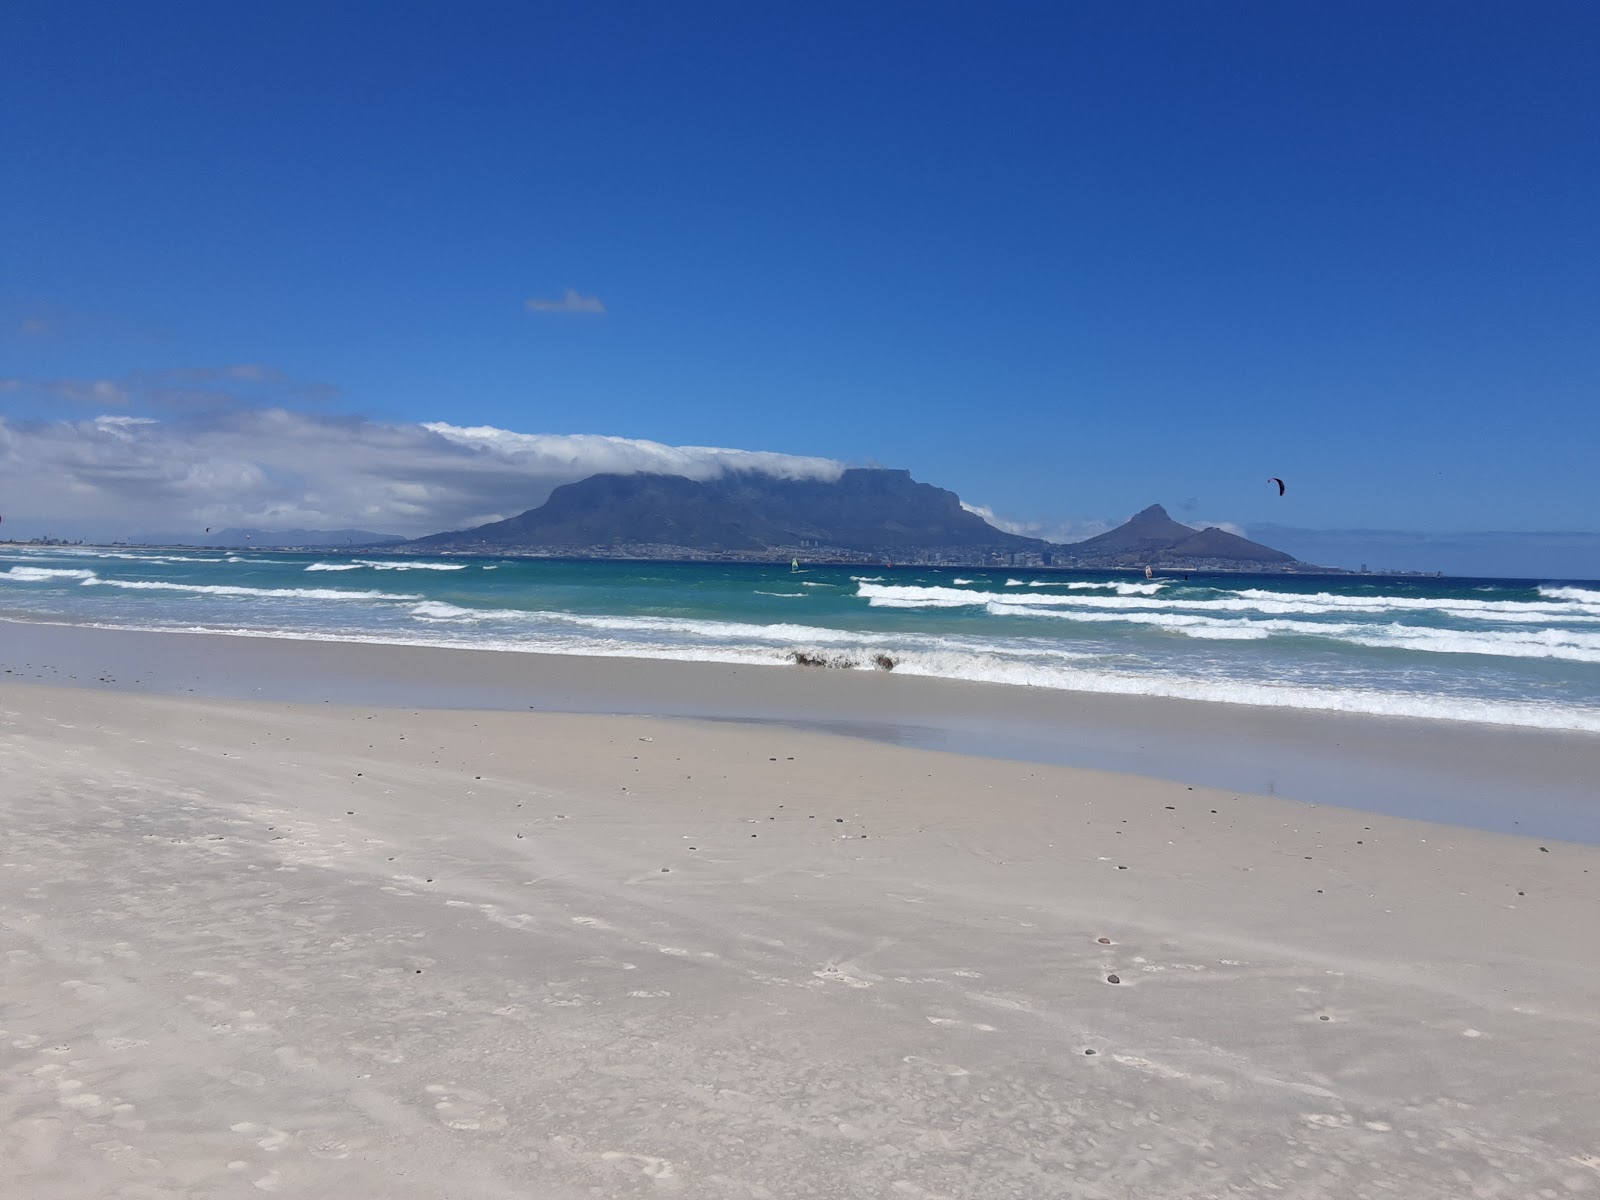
left=790, top=650, right=898, bottom=670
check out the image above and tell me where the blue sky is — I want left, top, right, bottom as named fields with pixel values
left=3, top=2, right=1598, bottom=567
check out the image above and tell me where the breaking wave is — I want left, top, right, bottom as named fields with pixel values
left=2, top=566, right=99, bottom=582
left=859, top=581, right=1600, bottom=620
left=84, top=578, right=421, bottom=601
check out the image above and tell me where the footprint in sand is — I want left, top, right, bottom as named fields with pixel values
left=303, top=1134, right=353, bottom=1160
left=924, top=1016, right=997, bottom=1032
left=902, top=1055, right=970, bottom=1077
left=600, top=1150, right=679, bottom=1187
left=12, top=1116, right=66, bottom=1169
left=273, top=1045, right=319, bottom=1071
left=59, top=979, right=109, bottom=1000
left=425, top=1083, right=508, bottom=1131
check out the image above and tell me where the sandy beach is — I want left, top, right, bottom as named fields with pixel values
left=3, top=635, right=1599, bottom=1198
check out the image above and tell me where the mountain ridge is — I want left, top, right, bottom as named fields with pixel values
left=407, top=470, right=1304, bottom=569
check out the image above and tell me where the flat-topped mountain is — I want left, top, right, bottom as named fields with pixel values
left=407, top=472, right=1304, bottom=569
left=411, top=469, right=1046, bottom=556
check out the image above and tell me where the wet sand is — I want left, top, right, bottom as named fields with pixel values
left=6, top=619, right=1600, bottom=841
left=3, top=673, right=1598, bottom=1199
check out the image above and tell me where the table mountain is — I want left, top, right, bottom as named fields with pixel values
left=410, top=469, right=1045, bottom=555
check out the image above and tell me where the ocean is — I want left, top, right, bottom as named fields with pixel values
left=3, top=544, right=1599, bottom=734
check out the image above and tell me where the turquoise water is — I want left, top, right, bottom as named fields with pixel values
left=4, top=544, right=1599, bottom=732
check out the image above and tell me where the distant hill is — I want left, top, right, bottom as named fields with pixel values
left=1061, top=505, right=1295, bottom=566
left=182, top=528, right=404, bottom=549
left=410, top=469, right=1046, bottom=557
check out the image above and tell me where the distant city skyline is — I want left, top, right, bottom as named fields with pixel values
left=4, top=2, right=1597, bottom=577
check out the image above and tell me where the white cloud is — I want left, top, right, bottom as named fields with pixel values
left=0, top=409, right=844, bottom=540
left=424, top=424, right=843, bottom=484
left=525, top=289, right=607, bottom=315
left=960, top=501, right=1116, bottom=545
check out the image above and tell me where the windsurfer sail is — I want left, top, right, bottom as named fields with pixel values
left=791, top=558, right=800, bottom=572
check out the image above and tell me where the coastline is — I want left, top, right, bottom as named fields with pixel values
left=3, top=678, right=1597, bottom=1198
left=5, top=617, right=1600, bottom=842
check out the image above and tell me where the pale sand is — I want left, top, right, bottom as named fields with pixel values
left=3, top=683, right=1599, bottom=1199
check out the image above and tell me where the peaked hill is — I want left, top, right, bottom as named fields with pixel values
left=1061, top=505, right=1294, bottom=566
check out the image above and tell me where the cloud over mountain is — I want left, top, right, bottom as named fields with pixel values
left=0, top=407, right=843, bottom=540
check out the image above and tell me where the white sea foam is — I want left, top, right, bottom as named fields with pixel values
left=755, top=591, right=807, bottom=598
left=951, top=578, right=974, bottom=585
left=83, top=579, right=422, bottom=601
left=556, top=612, right=885, bottom=645
left=410, top=601, right=503, bottom=622
left=86, top=551, right=221, bottom=563
left=990, top=601, right=1600, bottom=661
left=858, top=582, right=1600, bottom=623
left=1540, top=585, right=1600, bottom=605
left=1233, top=588, right=1596, bottom=620
left=990, top=603, right=1357, bottom=638
left=304, top=562, right=364, bottom=571
left=850, top=576, right=886, bottom=583
left=1345, top=625, right=1600, bottom=663
left=1063, top=581, right=1167, bottom=595
left=2, top=566, right=99, bottom=582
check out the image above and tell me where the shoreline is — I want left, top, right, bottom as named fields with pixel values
left=5, top=617, right=1600, bottom=843
left=3, top=681, right=1597, bottom=1197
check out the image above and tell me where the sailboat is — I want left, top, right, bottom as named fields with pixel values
left=791, top=558, right=800, bottom=573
